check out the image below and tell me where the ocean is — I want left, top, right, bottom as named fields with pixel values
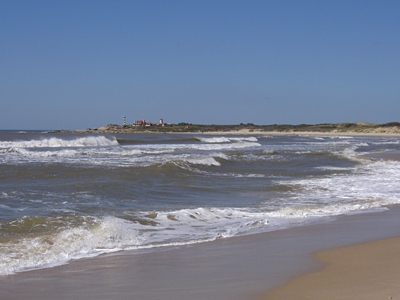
left=1, top=131, right=400, bottom=276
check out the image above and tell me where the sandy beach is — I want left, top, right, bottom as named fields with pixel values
left=263, top=236, right=400, bottom=300
left=261, top=150, right=400, bottom=300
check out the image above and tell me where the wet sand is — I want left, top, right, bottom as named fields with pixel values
left=263, top=236, right=400, bottom=300
left=263, top=152, right=400, bottom=300
left=1, top=206, right=400, bottom=300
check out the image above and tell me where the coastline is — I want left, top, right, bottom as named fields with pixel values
left=261, top=150, right=400, bottom=300
left=53, top=128, right=400, bottom=137
left=263, top=236, right=400, bottom=300
left=1, top=132, right=399, bottom=299
left=49, top=121, right=400, bottom=136
left=49, top=129, right=400, bottom=137
left=261, top=149, right=400, bottom=300
left=1, top=206, right=400, bottom=300
left=196, top=130, right=400, bottom=137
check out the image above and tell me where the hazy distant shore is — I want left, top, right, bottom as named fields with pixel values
left=50, top=122, right=400, bottom=136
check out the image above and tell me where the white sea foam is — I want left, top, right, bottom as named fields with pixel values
left=0, top=206, right=275, bottom=275
left=0, top=136, right=118, bottom=149
left=185, top=156, right=222, bottom=166
left=2, top=181, right=399, bottom=276
left=355, top=142, right=369, bottom=147
left=2, top=133, right=400, bottom=276
left=199, top=137, right=231, bottom=143
left=199, top=136, right=258, bottom=143
left=137, top=196, right=400, bottom=244
left=371, top=140, right=400, bottom=145
left=0, top=140, right=260, bottom=166
left=0, top=216, right=143, bottom=276
left=322, top=135, right=354, bottom=139
left=276, top=159, right=400, bottom=209
left=316, top=166, right=353, bottom=171
left=229, top=137, right=259, bottom=142
left=269, top=200, right=391, bottom=219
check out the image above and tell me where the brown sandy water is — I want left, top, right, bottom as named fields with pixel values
left=363, top=150, right=400, bottom=161
left=1, top=205, right=400, bottom=300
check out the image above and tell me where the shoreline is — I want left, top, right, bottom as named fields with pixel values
left=52, top=128, right=400, bottom=137
left=1, top=134, right=399, bottom=299
left=1, top=206, right=400, bottom=300
left=263, top=236, right=400, bottom=300
left=47, top=121, right=400, bottom=136
left=193, top=130, right=400, bottom=137
left=262, top=150, right=400, bottom=299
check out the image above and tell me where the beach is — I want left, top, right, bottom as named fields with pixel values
left=71, top=128, right=400, bottom=137
left=60, top=121, right=400, bottom=137
left=1, top=131, right=400, bottom=299
left=262, top=151, right=400, bottom=300
left=1, top=205, right=400, bottom=300
left=263, top=235, right=400, bottom=300
left=4, top=0, right=400, bottom=296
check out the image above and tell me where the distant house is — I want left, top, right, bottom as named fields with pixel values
left=133, top=118, right=167, bottom=127
left=133, top=120, right=147, bottom=126
left=153, top=118, right=166, bottom=126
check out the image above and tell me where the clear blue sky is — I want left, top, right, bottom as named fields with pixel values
left=1, top=0, right=399, bottom=129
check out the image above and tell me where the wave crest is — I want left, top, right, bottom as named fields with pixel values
left=0, top=136, right=118, bottom=149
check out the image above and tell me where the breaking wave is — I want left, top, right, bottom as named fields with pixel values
left=198, top=136, right=258, bottom=143
left=2, top=189, right=398, bottom=276
left=0, top=136, right=118, bottom=149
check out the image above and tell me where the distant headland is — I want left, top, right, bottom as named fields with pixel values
left=49, top=121, right=400, bottom=136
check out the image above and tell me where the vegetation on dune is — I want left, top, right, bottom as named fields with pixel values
left=49, top=122, right=400, bottom=134
left=94, top=122, right=400, bottom=134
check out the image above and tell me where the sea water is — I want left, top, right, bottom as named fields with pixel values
left=1, top=131, right=400, bottom=276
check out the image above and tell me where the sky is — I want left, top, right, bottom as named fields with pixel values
left=1, top=0, right=399, bottom=130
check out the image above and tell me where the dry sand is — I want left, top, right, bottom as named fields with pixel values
left=263, top=236, right=400, bottom=300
